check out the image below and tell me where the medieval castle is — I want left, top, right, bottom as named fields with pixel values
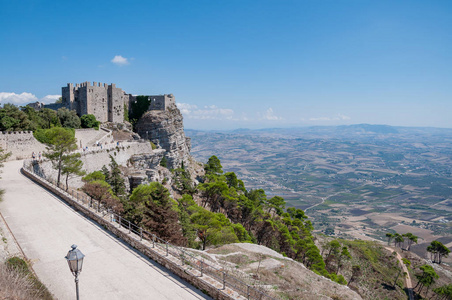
left=44, top=82, right=175, bottom=123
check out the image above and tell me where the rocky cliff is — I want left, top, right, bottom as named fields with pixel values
left=135, top=104, right=192, bottom=170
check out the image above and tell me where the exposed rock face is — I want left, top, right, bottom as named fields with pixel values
left=136, top=104, right=191, bottom=170
left=126, top=150, right=166, bottom=189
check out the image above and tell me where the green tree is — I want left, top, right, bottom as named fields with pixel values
left=82, top=180, right=112, bottom=210
left=177, top=195, right=198, bottom=248
left=160, top=156, right=167, bottom=168
left=264, top=196, right=286, bottom=215
left=172, top=168, right=196, bottom=196
left=427, top=240, right=451, bottom=264
left=101, top=165, right=110, bottom=182
left=414, top=264, right=439, bottom=295
left=127, top=183, right=186, bottom=245
left=204, top=155, right=223, bottom=176
left=61, top=152, right=85, bottom=190
left=42, top=127, right=78, bottom=185
left=80, top=114, right=100, bottom=129
left=106, top=155, right=126, bottom=197
left=433, top=283, right=452, bottom=300
left=0, top=104, right=35, bottom=131
left=336, top=246, right=351, bottom=274
left=190, top=209, right=238, bottom=250
left=57, top=107, right=80, bottom=128
left=37, top=108, right=60, bottom=128
left=224, top=172, right=238, bottom=189
left=402, top=233, right=418, bottom=251
left=385, top=233, right=394, bottom=246
left=82, top=171, right=106, bottom=182
left=198, top=179, right=229, bottom=212
left=394, top=233, right=404, bottom=248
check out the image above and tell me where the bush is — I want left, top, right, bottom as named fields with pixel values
left=160, top=156, right=168, bottom=168
left=80, top=114, right=100, bottom=129
left=2, top=257, right=53, bottom=300
left=6, top=257, right=29, bottom=274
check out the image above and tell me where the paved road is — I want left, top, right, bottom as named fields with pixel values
left=0, top=160, right=210, bottom=300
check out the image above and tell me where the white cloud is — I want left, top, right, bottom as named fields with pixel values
left=0, top=92, right=62, bottom=105
left=40, top=95, right=60, bottom=104
left=259, top=108, right=282, bottom=121
left=177, top=103, right=240, bottom=120
left=309, top=113, right=351, bottom=122
left=111, top=55, right=129, bottom=66
left=0, top=92, right=38, bottom=104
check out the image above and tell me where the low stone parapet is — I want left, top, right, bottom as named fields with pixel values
left=21, top=165, right=262, bottom=300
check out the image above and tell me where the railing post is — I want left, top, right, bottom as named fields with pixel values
left=118, top=216, right=121, bottom=228
left=222, top=271, right=226, bottom=290
left=200, top=260, right=203, bottom=277
left=152, top=235, right=155, bottom=248
left=166, top=241, right=169, bottom=256
left=140, top=228, right=143, bottom=241
left=128, top=221, right=131, bottom=233
left=247, top=285, right=250, bottom=300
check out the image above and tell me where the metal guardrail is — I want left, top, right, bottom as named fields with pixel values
left=22, top=160, right=278, bottom=300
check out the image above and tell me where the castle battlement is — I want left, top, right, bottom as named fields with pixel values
left=42, top=82, right=175, bottom=124
left=61, top=82, right=130, bottom=123
left=1, top=131, right=33, bottom=135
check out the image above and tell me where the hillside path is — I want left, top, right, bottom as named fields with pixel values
left=385, top=246, right=414, bottom=299
left=0, top=160, right=210, bottom=300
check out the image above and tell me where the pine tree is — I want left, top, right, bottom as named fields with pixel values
left=107, top=155, right=126, bottom=197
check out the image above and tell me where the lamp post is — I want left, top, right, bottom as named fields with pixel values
left=65, top=244, right=85, bottom=300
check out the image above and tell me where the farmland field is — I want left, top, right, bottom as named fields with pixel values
left=187, top=125, right=452, bottom=261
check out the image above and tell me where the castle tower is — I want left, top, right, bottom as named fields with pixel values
left=61, top=82, right=127, bottom=123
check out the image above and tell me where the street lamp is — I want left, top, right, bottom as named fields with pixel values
left=65, top=244, right=85, bottom=300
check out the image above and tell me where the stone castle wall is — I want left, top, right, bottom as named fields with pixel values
left=50, top=82, right=175, bottom=124
left=0, top=129, right=115, bottom=162
left=33, top=141, right=160, bottom=188
left=0, top=131, right=46, bottom=161
left=60, top=82, right=127, bottom=123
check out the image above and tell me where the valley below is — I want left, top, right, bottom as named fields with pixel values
left=187, top=125, right=452, bottom=263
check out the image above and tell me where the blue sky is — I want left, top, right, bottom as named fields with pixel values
left=1, top=0, right=451, bottom=130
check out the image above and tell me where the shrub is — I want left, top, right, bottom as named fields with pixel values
left=6, top=257, right=29, bottom=274
left=80, top=114, right=100, bottom=129
left=160, top=156, right=168, bottom=168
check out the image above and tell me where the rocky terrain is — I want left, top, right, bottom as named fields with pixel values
left=187, top=243, right=362, bottom=300
left=136, top=104, right=192, bottom=170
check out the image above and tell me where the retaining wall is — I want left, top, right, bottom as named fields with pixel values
left=34, top=141, right=163, bottom=188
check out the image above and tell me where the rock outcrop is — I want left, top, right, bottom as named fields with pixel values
left=135, top=104, right=191, bottom=170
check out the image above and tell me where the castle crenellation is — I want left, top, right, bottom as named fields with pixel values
left=1, top=131, right=34, bottom=134
left=54, top=82, right=175, bottom=123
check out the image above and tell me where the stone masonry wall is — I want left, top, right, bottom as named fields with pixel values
left=33, top=141, right=160, bottom=188
left=60, top=82, right=127, bottom=123
left=0, top=131, right=46, bottom=161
